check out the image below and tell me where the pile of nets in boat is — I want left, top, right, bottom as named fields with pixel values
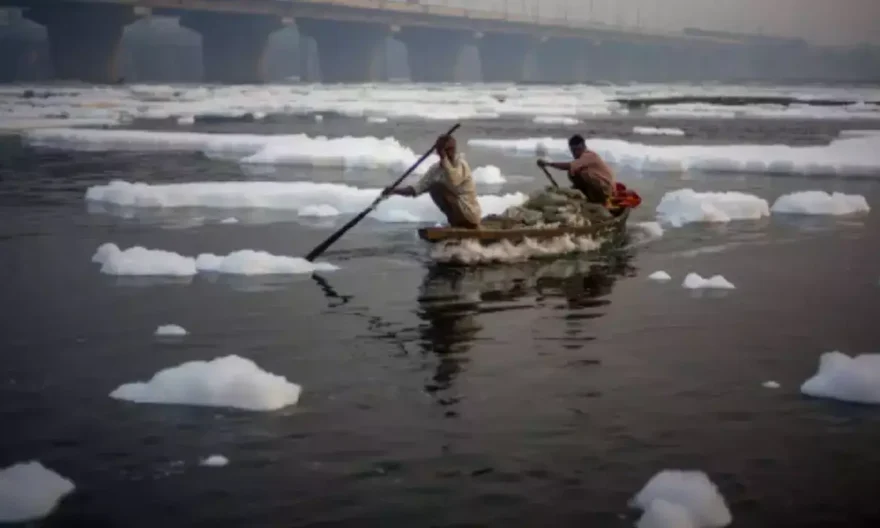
left=482, top=186, right=612, bottom=229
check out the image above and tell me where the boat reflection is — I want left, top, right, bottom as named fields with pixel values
left=415, top=249, right=636, bottom=414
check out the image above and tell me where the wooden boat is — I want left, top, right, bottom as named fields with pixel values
left=418, top=207, right=631, bottom=245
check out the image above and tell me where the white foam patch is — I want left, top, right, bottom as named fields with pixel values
left=298, top=204, right=340, bottom=217
left=110, top=355, right=302, bottom=411
left=92, top=243, right=197, bottom=276
left=366, top=116, right=388, bottom=123
left=155, top=324, right=187, bottom=337
left=176, top=116, right=195, bottom=126
left=195, top=250, right=337, bottom=275
left=85, top=180, right=526, bottom=224
left=649, top=271, right=672, bottom=281
left=770, top=191, right=870, bottom=216
left=430, top=235, right=602, bottom=265
left=93, top=243, right=337, bottom=276
left=0, top=461, right=75, bottom=523
left=631, top=470, right=732, bottom=528
left=200, top=455, right=229, bottom=467
left=533, top=115, right=580, bottom=125
left=683, top=273, right=735, bottom=290
left=238, top=134, right=421, bottom=171
left=637, top=499, right=698, bottom=528
left=800, top=351, right=880, bottom=404
left=468, top=135, right=880, bottom=177
left=656, top=189, right=770, bottom=227
left=634, top=221, right=665, bottom=239
left=633, top=126, right=685, bottom=136
left=219, top=217, right=239, bottom=224
left=762, top=381, right=781, bottom=389
left=472, top=165, right=506, bottom=184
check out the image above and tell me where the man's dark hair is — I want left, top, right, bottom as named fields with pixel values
left=568, top=134, right=585, bottom=147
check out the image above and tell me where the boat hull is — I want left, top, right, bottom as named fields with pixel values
left=418, top=208, right=631, bottom=245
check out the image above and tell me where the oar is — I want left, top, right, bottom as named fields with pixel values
left=535, top=144, right=559, bottom=188
left=304, top=122, right=461, bottom=262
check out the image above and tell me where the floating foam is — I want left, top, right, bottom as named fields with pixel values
left=200, top=455, right=229, bottom=467
left=366, top=116, right=388, bottom=123
left=633, top=126, right=685, bottom=136
left=0, top=461, right=75, bottom=523
left=468, top=135, right=880, bottom=177
left=195, top=250, right=338, bottom=275
left=110, top=355, right=302, bottom=411
left=631, top=470, right=732, bottom=528
left=634, top=221, right=665, bottom=239
left=85, top=180, right=526, bottom=224
left=298, top=204, right=340, bottom=217
left=92, top=243, right=197, bottom=276
left=637, top=499, right=697, bottom=528
left=770, top=191, right=869, bottom=216
left=683, top=273, right=735, bottom=290
left=762, top=381, right=781, bottom=389
left=533, top=115, right=580, bottom=125
left=472, top=165, right=506, bottom=184
left=93, top=243, right=337, bottom=277
left=800, top=351, right=880, bottom=404
left=219, top=217, right=239, bottom=224
left=649, top=271, right=672, bottom=281
left=430, top=235, right=602, bottom=265
left=155, top=324, right=187, bottom=337
left=176, top=116, right=195, bottom=126
left=314, top=114, right=323, bottom=122
left=656, top=189, right=770, bottom=227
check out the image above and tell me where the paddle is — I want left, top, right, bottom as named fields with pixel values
left=535, top=145, right=560, bottom=188
left=304, top=122, right=461, bottom=262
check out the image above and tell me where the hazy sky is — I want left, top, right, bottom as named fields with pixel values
left=424, top=0, right=880, bottom=45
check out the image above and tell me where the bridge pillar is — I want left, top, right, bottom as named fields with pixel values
left=180, top=12, right=282, bottom=84
left=477, top=33, right=535, bottom=82
left=297, top=19, right=388, bottom=83
left=24, top=3, right=138, bottom=83
left=395, top=28, right=471, bottom=82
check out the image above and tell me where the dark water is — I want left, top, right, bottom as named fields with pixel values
left=2, top=113, right=880, bottom=527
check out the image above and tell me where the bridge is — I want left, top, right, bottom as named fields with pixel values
left=1, top=0, right=820, bottom=84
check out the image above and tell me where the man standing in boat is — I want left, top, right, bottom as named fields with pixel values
left=388, top=134, right=482, bottom=229
left=537, top=134, right=616, bottom=206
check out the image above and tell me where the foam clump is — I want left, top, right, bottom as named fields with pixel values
left=431, top=235, right=601, bottom=265
left=110, top=355, right=302, bottom=411
left=635, top=221, right=665, bottom=239
left=0, top=461, right=75, bottom=522
left=763, top=381, right=781, bottom=389
left=631, top=470, right=732, bottom=528
left=366, top=116, right=388, bottom=123
left=649, top=271, right=672, bottom=281
left=196, top=250, right=338, bottom=275
left=482, top=185, right=612, bottom=230
left=219, top=217, right=239, bottom=224
left=800, top=351, right=880, bottom=404
left=683, top=273, right=735, bottom=290
left=85, top=180, right=525, bottom=225
left=468, top=135, right=880, bottom=177
left=472, top=165, right=506, bottom=184
left=93, top=243, right=337, bottom=276
left=155, top=324, right=187, bottom=337
left=533, top=116, right=579, bottom=125
left=298, top=204, right=340, bottom=217
left=200, top=455, right=229, bottom=467
left=633, top=126, right=685, bottom=136
left=92, top=243, right=197, bottom=276
left=656, top=189, right=770, bottom=227
left=770, top=191, right=869, bottom=216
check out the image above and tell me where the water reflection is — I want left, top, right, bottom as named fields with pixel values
left=415, top=249, right=636, bottom=412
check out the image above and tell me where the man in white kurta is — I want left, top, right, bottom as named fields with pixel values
left=390, top=135, right=482, bottom=228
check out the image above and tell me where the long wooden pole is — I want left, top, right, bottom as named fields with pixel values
left=304, top=122, right=461, bottom=262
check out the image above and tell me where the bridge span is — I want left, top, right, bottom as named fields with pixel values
left=1, top=0, right=817, bottom=84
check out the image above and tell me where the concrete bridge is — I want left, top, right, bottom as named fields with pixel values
left=0, top=0, right=816, bottom=84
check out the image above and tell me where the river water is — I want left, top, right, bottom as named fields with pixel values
left=1, top=82, right=879, bottom=527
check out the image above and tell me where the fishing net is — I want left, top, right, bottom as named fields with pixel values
left=482, top=186, right=612, bottom=229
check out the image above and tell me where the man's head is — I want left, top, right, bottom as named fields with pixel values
left=436, top=134, right=457, bottom=158
left=568, top=134, right=586, bottom=158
